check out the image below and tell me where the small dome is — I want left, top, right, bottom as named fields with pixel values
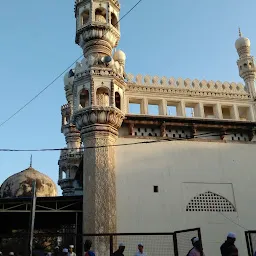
left=235, top=36, right=250, bottom=50
left=113, top=50, right=126, bottom=62
left=0, top=167, right=57, bottom=198
left=95, top=14, right=106, bottom=23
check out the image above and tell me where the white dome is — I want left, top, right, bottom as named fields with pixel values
left=113, top=50, right=126, bottom=62
left=0, top=167, right=57, bottom=198
left=235, top=36, right=250, bottom=50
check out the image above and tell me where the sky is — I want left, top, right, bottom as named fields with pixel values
left=0, top=0, right=256, bottom=195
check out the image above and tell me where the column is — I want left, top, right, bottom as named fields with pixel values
left=161, top=99, right=167, bottom=115
left=82, top=130, right=117, bottom=255
left=231, top=105, right=240, bottom=120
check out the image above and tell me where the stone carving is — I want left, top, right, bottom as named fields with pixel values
left=126, top=74, right=250, bottom=99
left=82, top=134, right=117, bottom=234
left=72, top=106, right=124, bottom=131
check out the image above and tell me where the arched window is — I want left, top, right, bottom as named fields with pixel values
left=111, top=13, right=118, bottom=29
left=115, top=92, right=121, bottom=109
left=79, top=89, right=89, bottom=108
left=62, top=171, right=67, bottom=179
left=95, top=8, right=107, bottom=23
left=96, top=87, right=109, bottom=106
left=81, top=9, right=89, bottom=26
left=186, top=191, right=236, bottom=212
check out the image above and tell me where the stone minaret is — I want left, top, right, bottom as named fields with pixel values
left=58, top=69, right=83, bottom=196
left=70, top=0, right=126, bottom=252
left=236, top=29, right=256, bottom=98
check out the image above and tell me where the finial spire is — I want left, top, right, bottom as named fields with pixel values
left=239, top=27, right=242, bottom=37
left=30, top=155, right=32, bottom=168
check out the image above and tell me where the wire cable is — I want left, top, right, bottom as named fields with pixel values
left=0, top=131, right=238, bottom=152
left=219, top=212, right=248, bottom=230
left=0, top=0, right=143, bottom=128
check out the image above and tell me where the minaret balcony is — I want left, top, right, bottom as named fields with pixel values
left=72, top=106, right=124, bottom=133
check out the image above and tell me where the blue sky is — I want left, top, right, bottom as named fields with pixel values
left=0, top=0, right=255, bottom=195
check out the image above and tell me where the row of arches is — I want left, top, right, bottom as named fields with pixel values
left=80, top=8, right=118, bottom=29
left=79, top=88, right=121, bottom=109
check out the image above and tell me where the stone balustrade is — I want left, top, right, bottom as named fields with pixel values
left=126, top=74, right=250, bottom=98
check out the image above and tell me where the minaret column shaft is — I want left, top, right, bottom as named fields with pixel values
left=81, top=129, right=117, bottom=235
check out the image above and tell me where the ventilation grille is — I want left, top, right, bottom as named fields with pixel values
left=186, top=191, right=236, bottom=212
left=166, top=129, right=190, bottom=139
left=134, top=127, right=160, bottom=137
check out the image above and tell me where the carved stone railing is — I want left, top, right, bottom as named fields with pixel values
left=126, top=74, right=250, bottom=98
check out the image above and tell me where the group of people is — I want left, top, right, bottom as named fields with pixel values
left=83, top=239, right=146, bottom=256
left=57, top=233, right=238, bottom=256
left=187, top=232, right=238, bottom=256
left=50, top=244, right=77, bottom=256
left=0, top=232, right=239, bottom=256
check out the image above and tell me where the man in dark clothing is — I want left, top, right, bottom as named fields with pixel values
left=220, top=232, right=238, bottom=256
left=113, top=243, right=125, bottom=256
left=84, top=240, right=95, bottom=256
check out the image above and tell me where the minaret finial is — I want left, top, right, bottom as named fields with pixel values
left=239, top=27, right=242, bottom=37
left=30, top=155, right=32, bottom=168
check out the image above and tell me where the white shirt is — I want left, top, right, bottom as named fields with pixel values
left=68, top=252, right=76, bottom=256
left=135, top=251, right=147, bottom=256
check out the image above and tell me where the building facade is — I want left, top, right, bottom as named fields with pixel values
left=58, top=1, right=256, bottom=255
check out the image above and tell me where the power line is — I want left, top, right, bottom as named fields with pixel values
left=0, top=131, right=236, bottom=152
left=0, top=0, right=143, bottom=129
left=219, top=212, right=248, bottom=230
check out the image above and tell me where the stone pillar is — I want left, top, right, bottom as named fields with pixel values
left=73, top=106, right=124, bottom=255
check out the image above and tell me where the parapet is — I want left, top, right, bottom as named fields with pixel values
left=126, top=74, right=250, bottom=100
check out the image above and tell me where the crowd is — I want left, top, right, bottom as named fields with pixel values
left=0, top=232, right=241, bottom=256
left=187, top=232, right=238, bottom=256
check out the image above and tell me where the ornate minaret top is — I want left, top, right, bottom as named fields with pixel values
left=235, top=29, right=256, bottom=98
left=74, top=0, right=121, bottom=58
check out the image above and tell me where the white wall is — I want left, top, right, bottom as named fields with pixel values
left=116, top=138, right=256, bottom=256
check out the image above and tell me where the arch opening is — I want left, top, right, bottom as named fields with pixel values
left=81, top=9, right=89, bottom=26
left=96, top=87, right=109, bottom=106
left=115, top=91, right=121, bottom=109
left=111, top=13, right=118, bottom=29
left=79, top=89, right=89, bottom=108
left=62, top=171, right=67, bottom=179
left=95, top=8, right=107, bottom=23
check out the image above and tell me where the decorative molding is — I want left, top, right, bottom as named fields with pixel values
left=126, top=74, right=250, bottom=100
left=72, top=106, right=125, bottom=131
left=74, top=67, right=126, bottom=88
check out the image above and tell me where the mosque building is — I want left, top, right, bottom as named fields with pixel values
left=1, top=0, right=256, bottom=256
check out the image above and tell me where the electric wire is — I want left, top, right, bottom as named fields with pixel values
left=0, top=0, right=143, bottom=128
left=219, top=212, right=248, bottom=230
left=0, top=131, right=241, bottom=152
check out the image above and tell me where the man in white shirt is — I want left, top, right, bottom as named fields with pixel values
left=135, top=243, right=147, bottom=256
left=68, top=245, right=76, bottom=256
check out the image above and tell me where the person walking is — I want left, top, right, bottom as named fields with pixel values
left=134, top=243, right=147, bottom=256
left=220, top=232, right=238, bottom=256
left=68, top=245, right=76, bottom=256
left=187, top=237, right=204, bottom=256
left=113, top=243, right=125, bottom=256
left=84, top=240, right=95, bottom=256
left=62, top=249, right=69, bottom=256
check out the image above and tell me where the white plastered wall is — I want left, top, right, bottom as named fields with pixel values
left=116, top=138, right=256, bottom=256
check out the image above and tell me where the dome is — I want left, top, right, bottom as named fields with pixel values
left=95, top=14, right=106, bottom=23
left=0, top=167, right=57, bottom=198
left=113, top=50, right=126, bottom=62
left=235, top=36, right=250, bottom=50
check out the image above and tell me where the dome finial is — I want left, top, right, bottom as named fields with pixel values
left=239, top=27, right=242, bottom=37
left=30, top=155, right=32, bottom=168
